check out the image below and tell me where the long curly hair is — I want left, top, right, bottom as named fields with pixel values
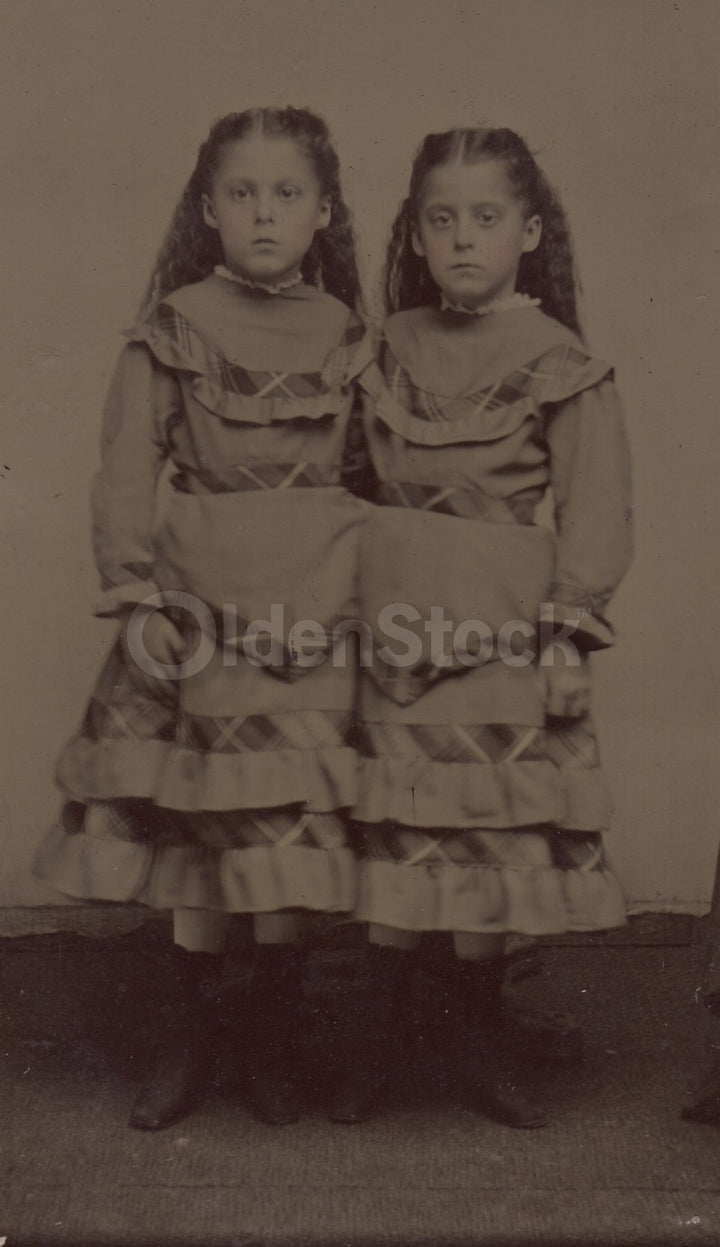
left=383, top=127, right=581, bottom=336
left=139, top=107, right=362, bottom=316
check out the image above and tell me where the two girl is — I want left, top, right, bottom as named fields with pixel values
left=35, top=114, right=632, bottom=1130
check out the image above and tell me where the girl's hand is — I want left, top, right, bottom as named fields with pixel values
left=543, top=652, right=591, bottom=720
left=120, top=607, right=186, bottom=667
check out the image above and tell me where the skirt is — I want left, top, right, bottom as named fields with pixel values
left=35, top=488, right=367, bottom=916
left=350, top=505, right=626, bottom=936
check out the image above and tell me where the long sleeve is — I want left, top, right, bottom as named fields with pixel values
left=92, top=341, right=180, bottom=616
left=545, top=377, right=633, bottom=649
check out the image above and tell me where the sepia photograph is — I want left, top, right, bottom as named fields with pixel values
left=1, top=0, right=719, bottom=1243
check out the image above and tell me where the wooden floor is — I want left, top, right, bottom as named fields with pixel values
left=2, top=917, right=720, bottom=1246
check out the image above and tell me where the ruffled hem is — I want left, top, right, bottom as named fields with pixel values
left=360, top=342, right=613, bottom=449
left=56, top=736, right=358, bottom=813
left=354, top=858, right=626, bottom=935
left=370, top=384, right=535, bottom=447
left=531, top=349, right=612, bottom=408
left=188, top=376, right=347, bottom=425
left=34, top=824, right=356, bottom=914
left=127, top=305, right=373, bottom=428
left=353, top=757, right=612, bottom=831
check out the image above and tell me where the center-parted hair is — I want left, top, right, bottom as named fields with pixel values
left=384, top=127, right=581, bottom=336
left=140, top=107, right=362, bottom=315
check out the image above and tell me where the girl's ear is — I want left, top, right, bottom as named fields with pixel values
left=411, top=224, right=425, bottom=257
left=522, top=214, right=542, bottom=254
left=316, top=197, right=332, bottom=231
left=202, top=193, right=218, bottom=230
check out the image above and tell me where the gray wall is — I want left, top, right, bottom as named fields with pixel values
left=2, top=0, right=718, bottom=910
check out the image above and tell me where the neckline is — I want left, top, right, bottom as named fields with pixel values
left=214, top=265, right=305, bottom=296
left=439, top=292, right=541, bottom=317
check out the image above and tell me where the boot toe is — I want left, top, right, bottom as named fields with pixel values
left=247, top=1083, right=302, bottom=1125
left=326, top=1082, right=382, bottom=1124
left=129, top=1078, right=197, bottom=1131
left=128, top=1047, right=211, bottom=1131
left=467, top=1082, right=548, bottom=1129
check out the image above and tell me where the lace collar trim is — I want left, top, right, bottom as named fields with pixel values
left=214, top=265, right=304, bottom=295
left=440, top=292, right=541, bottom=316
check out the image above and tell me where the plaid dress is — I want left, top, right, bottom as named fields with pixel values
left=34, top=275, right=372, bottom=915
left=352, top=303, right=633, bottom=936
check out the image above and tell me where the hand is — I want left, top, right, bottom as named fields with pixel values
left=120, top=606, right=186, bottom=668
left=542, top=651, right=591, bottom=719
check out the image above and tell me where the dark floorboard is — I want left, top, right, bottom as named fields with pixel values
left=2, top=921, right=719, bottom=1246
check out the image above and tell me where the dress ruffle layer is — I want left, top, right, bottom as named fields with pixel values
left=354, top=714, right=611, bottom=831
left=354, top=857, right=625, bottom=935
left=129, top=303, right=373, bottom=428
left=35, top=822, right=355, bottom=914
left=57, top=735, right=358, bottom=813
left=355, top=755, right=611, bottom=831
left=362, top=338, right=612, bottom=449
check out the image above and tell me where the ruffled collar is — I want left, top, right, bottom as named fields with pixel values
left=214, top=264, right=304, bottom=296
left=439, top=291, right=540, bottom=316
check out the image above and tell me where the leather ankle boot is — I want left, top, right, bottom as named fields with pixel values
left=245, top=944, right=304, bottom=1125
left=424, top=939, right=583, bottom=1065
left=455, top=957, right=547, bottom=1129
left=129, top=946, right=223, bottom=1131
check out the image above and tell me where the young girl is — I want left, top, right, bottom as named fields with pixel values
left=34, top=107, right=371, bottom=1129
left=334, top=127, right=633, bottom=1127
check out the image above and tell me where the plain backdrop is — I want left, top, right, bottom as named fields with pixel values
left=1, top=0, right=719, bottom=912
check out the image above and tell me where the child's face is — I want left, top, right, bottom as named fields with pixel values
left=412, top=158, right=541, bottom=309
left=202, top=134, right=331, bottom=286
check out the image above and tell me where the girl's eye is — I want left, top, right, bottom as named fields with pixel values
left=279, top=186, right=300, bottom=201
left=430, top=213, right=452, bottom=228
left=477, top=210, right=499, bottom=225
left=231, top=188, right=251, bottom=201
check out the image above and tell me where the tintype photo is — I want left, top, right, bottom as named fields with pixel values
left=1, top=1, right=719, bottom=1244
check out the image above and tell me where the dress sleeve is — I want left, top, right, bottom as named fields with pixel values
left=91, top=341, right=180, bottom=616
left=545, top=376, right=633, bottom=649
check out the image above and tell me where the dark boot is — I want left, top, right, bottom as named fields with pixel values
left=327, top=944, right=411, bottom=1124
left=501, top=992, right=584, bottom=1065
left=245, top=944, right=304, bottom=1125
left=129, top=946, right=223, bottom=1131
left=420, top=938, right=583, bottom=1065
left=455, top=957, right=548, bottom=1129
left=500, top=947, right=584, bottom=1065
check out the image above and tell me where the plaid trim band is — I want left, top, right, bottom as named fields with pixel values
left=375, top=481, right=535, bottom=524
left=379, top=339, right=593, bottom=425
left=171, top=462, right=343, bottom=493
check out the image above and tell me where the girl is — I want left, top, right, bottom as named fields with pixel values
left=34, top=107, right=371, bottom=1129
left=334, top=127, right=633, bottom=1127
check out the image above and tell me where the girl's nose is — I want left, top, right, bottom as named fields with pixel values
left=254, top=195, right=275, bottom=223
left=453, top=214, right=474, bottom=249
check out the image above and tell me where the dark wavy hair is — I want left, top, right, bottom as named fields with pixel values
left=139, top=107, right=362, bottom=316
left=383, top=127, right=581, bottom=336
